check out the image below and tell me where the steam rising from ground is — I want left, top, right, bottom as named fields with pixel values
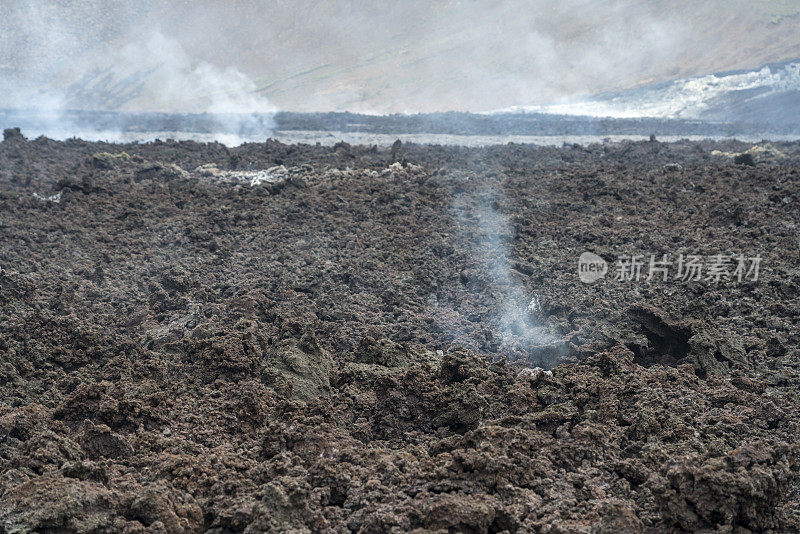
left=77, top=32, right=274, bottom=116
left=0, top=2, right=274, bottom=142
left=453, top=182, right=553, bottom=361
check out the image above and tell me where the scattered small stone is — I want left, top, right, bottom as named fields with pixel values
left=32, top=191, right=62, bottom=203
left=518, top=366, right=553, bottom=379
left=195, top=163, right=222, bottom=177
left=391, top=139, right=402, bottom=161
left=91, top=151, right=131, bottom=169
left=2, top=127, right=24, bottom=143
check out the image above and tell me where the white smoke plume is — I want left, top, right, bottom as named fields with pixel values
left=0, top=2, right=274, bottom=143
left=453, top=181, right=554, bottom=362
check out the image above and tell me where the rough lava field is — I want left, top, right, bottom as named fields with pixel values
left=1, top=127, right=799, bottom=532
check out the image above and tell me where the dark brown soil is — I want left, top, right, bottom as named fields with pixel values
left=1, top=130, right=799, bottom=533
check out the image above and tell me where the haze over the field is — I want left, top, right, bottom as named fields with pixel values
left=1, top=0, right=799, bottom=114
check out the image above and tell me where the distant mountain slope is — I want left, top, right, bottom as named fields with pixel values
left=503, top=60, right=800, bottom=123
left=1, top=0, right=799, bottom=113
left=695, top=63, right=800, bottom=125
